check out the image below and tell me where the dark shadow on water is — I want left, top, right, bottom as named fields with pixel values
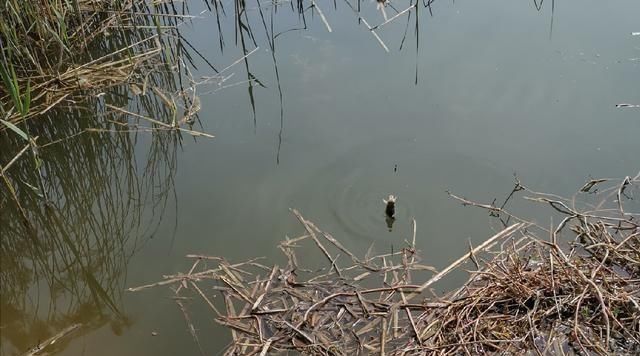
left=550, top=0, right=556, bottom=40
left=385, top=215, right=396, bottom=231
left=532, top=0, right=557, bottom=39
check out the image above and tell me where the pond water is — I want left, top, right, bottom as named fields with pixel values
left=1, top=0, right=639, bottom=355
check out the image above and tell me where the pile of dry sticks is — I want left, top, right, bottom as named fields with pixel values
left=130, top=174, right=639, bottom=355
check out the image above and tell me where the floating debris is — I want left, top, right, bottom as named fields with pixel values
left=22, top=324, right=82, bottom=356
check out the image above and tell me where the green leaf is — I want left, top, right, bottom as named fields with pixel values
left=0, top=62, right=20, bottom=111
left=0, top=118, right=29, bottom=141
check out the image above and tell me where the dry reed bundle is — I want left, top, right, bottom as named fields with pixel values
left=131, top=177, right=638, bottom=356
left=420, top=218, right=639, bottom=355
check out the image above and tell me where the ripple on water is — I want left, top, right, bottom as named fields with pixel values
left=260, top=135, right=511, bottom=250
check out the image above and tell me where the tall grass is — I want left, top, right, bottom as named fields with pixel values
left=0, top=0, right=212, bottom=226
left=0, top=0, right=210, bottom=123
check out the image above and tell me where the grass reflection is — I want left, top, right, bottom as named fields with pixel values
left=0, top=2, right=192, bottom=353
left=0, top=104, right=181, bottom=355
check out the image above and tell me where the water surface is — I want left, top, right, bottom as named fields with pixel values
left=1, top=0, right=639, bottom=354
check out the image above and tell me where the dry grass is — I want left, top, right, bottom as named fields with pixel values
left=1, top=0, right=198, bottom=121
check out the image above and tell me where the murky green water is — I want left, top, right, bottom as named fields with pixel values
left=1, top=0, right=639, bottom=354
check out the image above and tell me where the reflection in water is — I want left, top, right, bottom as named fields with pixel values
left=221, top=0, right=564, bottom=163
left=256, top=2, right=287, bottom=164
left=0, top=104, right=180, bottom=355
left=0, top=119, right=179, bottom=355
left=385, top=215, right=396, bottom=231
left=549, top=0, right=556, bottom=40
left=383, top=194, right=397, bottom=231
left=2, top=0, right=629, bottom=354
left=532, top=0, right=557, bottom=39
left=220, top=0, right=564, bottom=162
left=0, top=4, right=200, bottom=354
left=221, top=0, right=430, bottom=163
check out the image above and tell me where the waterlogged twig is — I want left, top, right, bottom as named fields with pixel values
left=176, top=298, right=206, bottom=356
left=0, top=143, right=30, bottom=175
left=292, top=208, right=343, bottom=277
left=22, top=324, right=82, bottom=356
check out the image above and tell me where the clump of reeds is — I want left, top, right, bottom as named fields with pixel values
left=1, top=0, right=202, bottom=124
left=0, top=0, right=217, bottom=233
left=131, top=174, right=639, bottom=355
left=0, top=4, right=218, bottom=351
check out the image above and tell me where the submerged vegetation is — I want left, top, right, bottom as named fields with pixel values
left=133, top=176, right=639, bottom=355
